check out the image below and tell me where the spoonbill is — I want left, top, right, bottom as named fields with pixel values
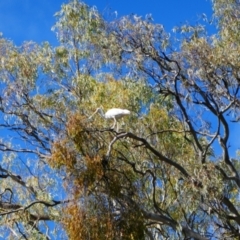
left=88, top=107, right=130, bottom=131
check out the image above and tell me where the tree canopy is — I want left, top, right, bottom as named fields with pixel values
left=0, top=0, right=240, bottom=239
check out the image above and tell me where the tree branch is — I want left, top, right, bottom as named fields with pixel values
left=106, top=132, right=189, bottom=177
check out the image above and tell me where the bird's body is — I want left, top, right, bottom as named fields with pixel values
left=89, top=107, right=130, bottom=131
left=104, top=108, right=131, bottom=119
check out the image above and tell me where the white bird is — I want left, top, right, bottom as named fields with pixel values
left=88, top=107, right=131, bottom=131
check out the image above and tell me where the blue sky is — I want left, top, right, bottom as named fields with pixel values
left=1, top=0, right=239, bottom=156
left=0, top=0, right=213, bottom=45
left=3, top=0, right=237, bottom=155
left=4, top=1, right=238, bottom=157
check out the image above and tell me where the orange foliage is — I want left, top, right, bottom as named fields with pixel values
left=63, top=203, right=115, bottom=240
left=74, top=155, right=104, bottom=190
left=50, top=140, right=77, bottom=170
left=66, top=113, right=86, bottom=138
left=63, top=201, right=145, bottom=240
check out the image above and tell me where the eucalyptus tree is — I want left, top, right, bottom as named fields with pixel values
left=98, top=0, right=240, bottom=239
left=0, top=0, right=240, bottom=239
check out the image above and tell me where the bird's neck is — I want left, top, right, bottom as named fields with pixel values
left=98, top=108, right=105, bottom=118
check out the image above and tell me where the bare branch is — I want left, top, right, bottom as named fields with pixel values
left=106, top=132, right=189, bottom=177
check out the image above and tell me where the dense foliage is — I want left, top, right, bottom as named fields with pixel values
left=0, top=0, right=240, bottom=239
